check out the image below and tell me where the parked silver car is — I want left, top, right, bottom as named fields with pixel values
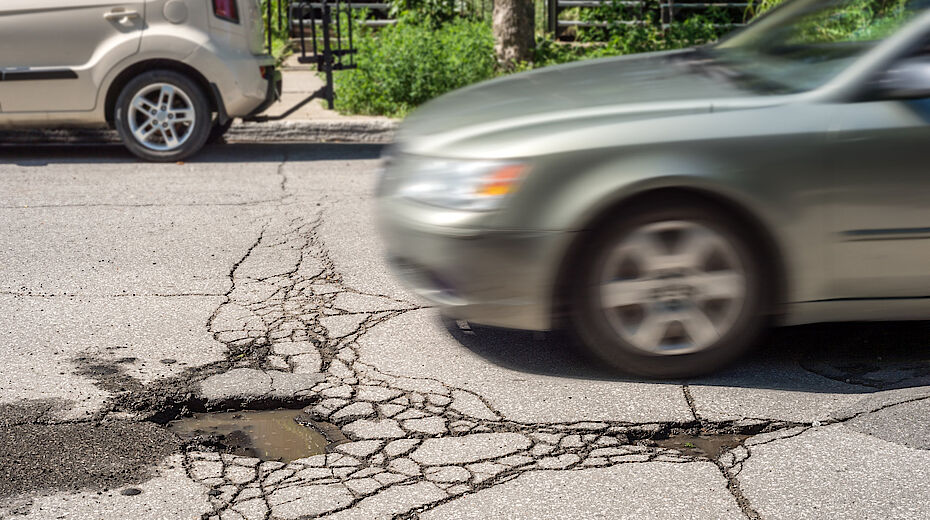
left=0, top=0, right=279, bottom=161
left=378, top=0, right=930, bottom=377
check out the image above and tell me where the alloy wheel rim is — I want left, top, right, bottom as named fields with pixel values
left=599, top=220, right=746, bottom=355
left=128, top=83, right=196, bottom=152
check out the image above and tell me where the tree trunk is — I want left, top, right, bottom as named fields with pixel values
left=493, top=0, right=535, bottom=68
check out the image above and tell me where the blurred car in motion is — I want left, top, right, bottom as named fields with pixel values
left=378, top=0, right=930, bottom=377
left=0, top=0, right=279, bottom=161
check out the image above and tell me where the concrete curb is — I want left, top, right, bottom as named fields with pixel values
left=229, top=119, right=397, bottom=144
left=0, top=119, right=397, bottom=145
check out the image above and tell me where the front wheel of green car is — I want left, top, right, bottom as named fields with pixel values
left=114, top=70, right=211, bottom=162
left=570, top=202, right=769, bottom=378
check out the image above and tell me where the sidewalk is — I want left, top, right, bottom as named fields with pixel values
left=265, top=54, right=381, bottom=122
left=0, top=56, right=398, bottom=145
left=230, top=54, right=397, bottom=143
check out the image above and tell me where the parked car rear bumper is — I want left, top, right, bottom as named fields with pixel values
left=189, top=44, right=274, bottom=117
left=246, top=65, right=282, bottom=118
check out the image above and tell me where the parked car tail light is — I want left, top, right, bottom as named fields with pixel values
left=213, top=0, right=240, bottom=23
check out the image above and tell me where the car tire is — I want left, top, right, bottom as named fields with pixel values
left=569, top=200, right=769, bottom=378
left=114, top=70, right=211, bottom=162
left=207, top=118, right=234, bottom=145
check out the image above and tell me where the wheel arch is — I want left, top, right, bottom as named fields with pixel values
left=551, top=186, right=788, bottom=328
left=104, top=59, right=220, bottom=125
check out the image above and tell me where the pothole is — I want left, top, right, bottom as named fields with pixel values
left=168, top=409, right=330, bottom=463
left=654, top=432, right=750, bottom=459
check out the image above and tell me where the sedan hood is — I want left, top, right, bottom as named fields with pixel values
left=396, top=50, right=770, bottom=157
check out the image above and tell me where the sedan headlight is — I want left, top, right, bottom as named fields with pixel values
left=397, top=159, right=529, bottom=211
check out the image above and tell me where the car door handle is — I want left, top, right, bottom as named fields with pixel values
left=103, top=9, right=140, bottom=22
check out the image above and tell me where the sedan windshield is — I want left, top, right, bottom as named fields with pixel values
left=711, top=0, right=927, bottom=92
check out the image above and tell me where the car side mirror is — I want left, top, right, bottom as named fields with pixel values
left=875, top=57, right=930, bottom=100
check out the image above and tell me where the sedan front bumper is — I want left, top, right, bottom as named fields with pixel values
left=378, top=200, right=573, bottom=331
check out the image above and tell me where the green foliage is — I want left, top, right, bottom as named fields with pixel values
left=333, top=19, right=497, bottom=117
left=666, top=12, right=730, bottom=47
left=744, top=0, right=787, bottom=19
left=572, top=0, right=735, bottom=51
left=533, top=38, right=604, bottom=67
left=782, top=0, right=911, bottom=44
left=534, top=4, right=731, bottom=67
left=744, top=0, right=912, bottom=40
left=387, top=0, right=492, bottom=27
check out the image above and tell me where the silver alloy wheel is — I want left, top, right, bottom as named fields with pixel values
left=127, top=83, right=196, bottom=152
left=599, top=220, right=746, bottom=355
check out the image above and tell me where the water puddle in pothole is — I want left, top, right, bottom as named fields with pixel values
left=168, top=410, right=329, bottom=463
left=654, top=432, right=751, bottom=459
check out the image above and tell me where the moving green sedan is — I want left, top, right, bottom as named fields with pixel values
left=377, top=0, right=930, bottom=377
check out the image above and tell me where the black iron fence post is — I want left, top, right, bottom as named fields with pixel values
left=321, top=0, right=335, bottom=109
left=346, top=2, right=355, bottom=68
left=267, top=0, right=273, bottom=52
left=548, top=0, right=557, bottom=34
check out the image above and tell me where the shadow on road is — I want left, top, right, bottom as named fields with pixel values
left=0, top=143, right=384, bottom=165
left=445, top=317, right=930, bottom=393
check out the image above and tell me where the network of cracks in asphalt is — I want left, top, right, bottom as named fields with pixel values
left=55, top=210, right=817, bottom=520
left=158, top=210, right=804, bottom=520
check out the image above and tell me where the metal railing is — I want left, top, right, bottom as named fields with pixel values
left=289, top=1, right=396, bottom=28
left=251, top=0, right=357, bottom=120
left=547, top=0, right=750, bottom=39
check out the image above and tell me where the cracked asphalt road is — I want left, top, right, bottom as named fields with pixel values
left=0, top=143, right=929, bottom=519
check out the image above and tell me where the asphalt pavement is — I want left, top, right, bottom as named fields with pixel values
left=0, top=143, right=928, bottom=519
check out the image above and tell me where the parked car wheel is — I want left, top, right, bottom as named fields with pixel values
left=570, top=201, right=768, bottom=378
left=115, top=70, right=211, bottom=162
left=207, top=118, right=234, bottom=145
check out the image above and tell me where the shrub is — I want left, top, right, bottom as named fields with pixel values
left=534, top=11, right=728, bottom=68
left=333, top=19, right=497, bottom=117
left=574, top=0, right=735, bottom=52
left=387, top=0, right=472, bottom=27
